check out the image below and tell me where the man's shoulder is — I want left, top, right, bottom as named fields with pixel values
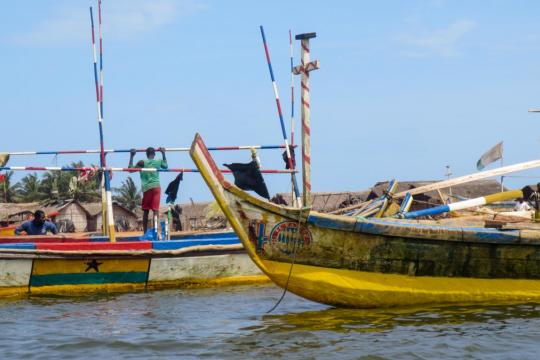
left=45, top=221, right=57, bottom=228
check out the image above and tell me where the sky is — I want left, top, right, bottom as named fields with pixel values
left=2, top=0, right=540, bottom=203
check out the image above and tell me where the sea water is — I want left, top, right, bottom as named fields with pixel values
left=0, top=284, right=539, bottom=359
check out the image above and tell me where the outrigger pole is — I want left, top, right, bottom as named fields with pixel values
left=90, top=6, right=115, bottom=242
left=0, top=166, right=296, bottom=174
left=293, top=33, right=319, bottom=207
left=4, top=144, right=288, bottom=156
left=260, top=26, right=301, bottom=207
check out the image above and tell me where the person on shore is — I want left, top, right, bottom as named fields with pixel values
left=129, top=147, right=168, bottom=234
left=15, top=210, right=58, bottom=235
left=514, top=198, right=532, bottom=212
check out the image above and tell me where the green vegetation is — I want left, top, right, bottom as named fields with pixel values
left=113, top=177, right=142, bottom=211
left=0, top=162, right=139, bottom=208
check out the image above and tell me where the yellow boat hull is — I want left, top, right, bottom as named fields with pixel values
left=190, top=133, right=540, bottom=308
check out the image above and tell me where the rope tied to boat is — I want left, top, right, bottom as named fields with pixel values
left=266, top=206, right=311, bottom=313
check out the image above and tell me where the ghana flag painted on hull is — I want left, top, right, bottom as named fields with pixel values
left=30, top=259, right=149, bottom=287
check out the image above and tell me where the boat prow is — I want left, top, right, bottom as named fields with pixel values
left=191, top=133, right=540, bottom=308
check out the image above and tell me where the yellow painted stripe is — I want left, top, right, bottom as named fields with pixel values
left=32, top=259, right=149, bottom=275
left=146, top=275, right=270, bottom=290
left=484, top=189, right=523, bottom=204
left=30, top=282, right=147, bottom=295
left=262, top=259, right=540, bottom=308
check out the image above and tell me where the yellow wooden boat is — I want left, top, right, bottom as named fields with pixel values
left=191, top=133, right=540, bottom=308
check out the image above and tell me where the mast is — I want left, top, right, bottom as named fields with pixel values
left=293, top=33, right=319, bottom=207
left=90, top=6, right=116, bottom=242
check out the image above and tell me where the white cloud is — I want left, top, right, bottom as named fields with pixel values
left=9, top=0, right=207, bottom=46
left=398, top=20, right=477, bottom=57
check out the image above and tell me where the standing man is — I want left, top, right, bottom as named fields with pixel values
left=129, top=147, right=168, bottom=234
left=15, top=210, right=58, bottom=235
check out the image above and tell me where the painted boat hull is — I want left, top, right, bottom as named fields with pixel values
left=0, top=231, right=266, bottom=298
left=190, top=133, right=540, bottom=308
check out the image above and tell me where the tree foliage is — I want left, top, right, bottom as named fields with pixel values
left=113, top=177, right=141, bottom=211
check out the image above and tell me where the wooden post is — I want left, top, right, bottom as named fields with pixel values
left=293, top=32, right=319, bottom=207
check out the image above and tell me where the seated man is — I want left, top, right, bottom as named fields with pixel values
left=15, top=210, right=58, bottom=235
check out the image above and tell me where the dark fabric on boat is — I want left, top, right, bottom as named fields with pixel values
left=223, top=161, right=270, bottom=199
left=282, top=146, right=296, bottom=169
left=165, top=172, right=183, bottom=204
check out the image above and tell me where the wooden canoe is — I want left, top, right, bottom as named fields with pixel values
left=191, top=133, right=540, bottom=308
left=0, top=229, right=266, bottom=298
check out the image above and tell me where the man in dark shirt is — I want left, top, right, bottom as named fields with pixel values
left=15, top=210, right=58, bottom=235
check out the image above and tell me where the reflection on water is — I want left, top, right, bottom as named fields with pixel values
left=254, top=302, right=540, bottom=334
left=0, top=285, right=540, bottom=358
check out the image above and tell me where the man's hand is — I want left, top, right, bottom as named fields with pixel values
left=130, top=149, right=137, bottom=157
left=159, top=147, right=166, bottom=155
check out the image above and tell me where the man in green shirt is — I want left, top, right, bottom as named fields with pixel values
left=129, top=147, right=168, bottom=234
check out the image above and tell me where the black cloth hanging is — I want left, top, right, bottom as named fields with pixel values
left=282, top=146, right=296, bottom=169
left=223, top=161, right=270, bottom=199
left=165, top=172, right=183, bottom=204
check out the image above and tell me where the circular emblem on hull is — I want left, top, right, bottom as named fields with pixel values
left=269, top=221, right=312, bottom=254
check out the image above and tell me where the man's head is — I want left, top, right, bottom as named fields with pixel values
left=33, top=210, right=46, bottom=226
left=146, top=147, right=156, bottom=159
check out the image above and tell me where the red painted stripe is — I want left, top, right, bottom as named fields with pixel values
left=302, top=43, right=310, bottom=52
left=0, top=237, right=91, bottom=244
left=275, top=99, right=284, bottom=116
left=25, top=167, right=47, bottom=171
left=196, top=135, right=226, bottom=184
left=263, top=43, right=272, bottom=64
left=36, top=242, right=152, bottom=251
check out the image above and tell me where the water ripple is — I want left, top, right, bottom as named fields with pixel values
left=1, top=285, right=540, bottom=359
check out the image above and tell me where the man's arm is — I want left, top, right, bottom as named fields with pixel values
left=47, top=222, right=58, bottom=235
left=14, top=222, right=28, bottom=235
left=128, top=149, right=136, bottom=168
left=159, top=148, right=168, bottom=169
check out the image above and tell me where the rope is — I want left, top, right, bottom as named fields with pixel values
left=267, top=206, right=309, bottom=313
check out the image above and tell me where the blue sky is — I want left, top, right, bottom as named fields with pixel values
left=2, top=0, right=540, bottom=203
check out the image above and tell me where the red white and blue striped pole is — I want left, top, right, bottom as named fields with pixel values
left=4, top=144, right=289, bottom=156
left=260, top=25, right=301, bottom=207
left=0, top=166, right=296, bottom=174
left=98, top=0, right=104, bottom=118
left=289, top=30, right=295, bottom=146
left=90, top=6, right=115, bottom=242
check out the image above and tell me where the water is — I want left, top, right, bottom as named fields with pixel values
left=1, top=285, right=540, bottom=359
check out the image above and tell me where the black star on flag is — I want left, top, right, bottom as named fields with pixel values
left=85, top=259, right=103, bottom=272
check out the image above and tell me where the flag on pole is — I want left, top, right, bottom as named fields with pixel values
left=0, top=174, right=4, bottom=183
left=476, top=141, right=503, bottom=171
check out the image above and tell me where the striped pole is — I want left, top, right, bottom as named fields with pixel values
left=90, top=6, right=116, bottom=242
left=289, top=30, right=295, bottom=146
left=293, top=33, right=319, bottom=207
left=98, top=0, right=104, bottom=118
left=289, top=30, right=296, bottom=206
left=0, top=166, right=297, bottom=174
left=399, top=189, right=523, bottom=219
left=259, top=26, right=301, bottom=207
left=97, top=0, right=106, bottom=235
left=3, top=144, right=289, bottom=156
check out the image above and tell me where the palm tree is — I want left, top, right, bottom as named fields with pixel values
left=40, top=161, right=100, bottom=202
left=0, top=171, right=18, bottom=203
left=113, top=177, right=141, bottom=211
left=16, top=173, right=46, bottom=202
